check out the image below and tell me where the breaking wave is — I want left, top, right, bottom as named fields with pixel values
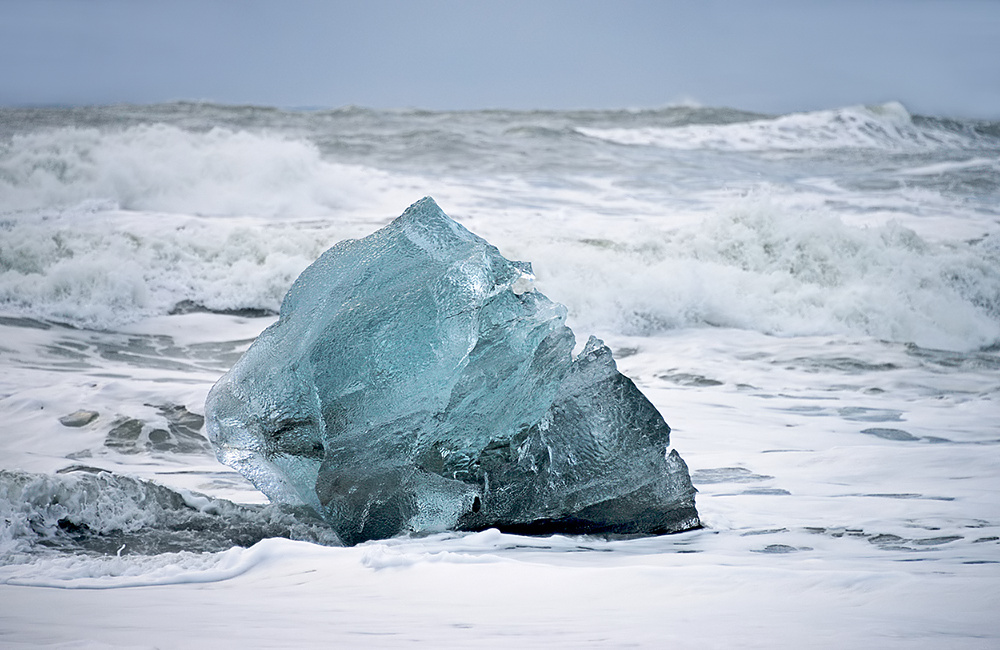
left=0, top=210, right=350, bottom=327
left=539, top=198, right=1000, bottom=352
left=0, top=123, right=419, bottom=216
left=0, top=469, right=340, bottom=560
left=577, top=103, right=990, bottom=152
left=1, top=193, right=998, bottom=350
left=1, top=103, right=997, bottom=349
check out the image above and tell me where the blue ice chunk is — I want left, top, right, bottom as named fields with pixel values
left=206, top=198, right=698, bottom=544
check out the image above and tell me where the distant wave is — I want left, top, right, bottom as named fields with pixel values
left=576, top=103, right=992, bottom=152
left=0, top=124, right=417, bottom=216
left=2, top=102, right=997, bottom=349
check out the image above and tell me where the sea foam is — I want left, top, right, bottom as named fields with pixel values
left=1, top=195, right=997, bottom=350
left=0, top=124, right=417, bottom=216
left=577, top=103, right=981, bottom=151
left=2, top=106, right=997, bottom=348
left=0, top=211, right=348, bottom=327
left=536, top=197, right=1000, bottom=351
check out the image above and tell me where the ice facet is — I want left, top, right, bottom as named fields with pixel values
left=206, top=198, right=699, bottom=544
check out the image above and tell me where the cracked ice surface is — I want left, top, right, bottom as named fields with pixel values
left=206, top=198, right=698, bottom=544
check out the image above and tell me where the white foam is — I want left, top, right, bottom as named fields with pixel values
left=0, top=124, right=422, bottom=217
left=2, top=189, right=996, bottom=348
left=0, top=210, right=356, bottom=328
left=894, top=156, right=1000, bottom=177
left=0, top=542, right=260, bottom=589
left=1, top=532, right=996, bottom=646
left=577, top=103, right=977, bottom=151
left=526, top=195, right=1000, bottom=351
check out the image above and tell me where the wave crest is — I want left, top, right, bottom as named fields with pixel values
left=576, top=103, right=985, bottom=152
left=0, top=469, right=339, bottom=560
left=0, top=212, right=351, bottom=328
left=538, top=196, right=1000, bottom=351
left=0, top=124, right=408, bottom=216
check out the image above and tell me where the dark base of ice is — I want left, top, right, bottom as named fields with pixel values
left=460, top=507, right=702, bottom=537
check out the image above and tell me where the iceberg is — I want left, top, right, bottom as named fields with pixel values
left=206, top=198, right=698, bottom=544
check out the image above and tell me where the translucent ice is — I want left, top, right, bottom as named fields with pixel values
left=206, top=198, right=698, bottom=544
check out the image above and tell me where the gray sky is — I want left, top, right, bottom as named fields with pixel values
left=2, top=0, right=998, bottom=117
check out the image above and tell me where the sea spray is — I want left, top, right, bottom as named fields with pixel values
left=3, top=191, right=998, bottom=348
left=536, top=196, right=1000, bottom=350
left=0, top=124, right=416, bottom=216
left=576, top=102, right=988, bottom=151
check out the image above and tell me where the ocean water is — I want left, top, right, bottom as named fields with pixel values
left=1, top=102, right=998, bottom=647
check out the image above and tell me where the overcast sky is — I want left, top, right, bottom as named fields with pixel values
left=2, top=0, right=998, bottom=118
